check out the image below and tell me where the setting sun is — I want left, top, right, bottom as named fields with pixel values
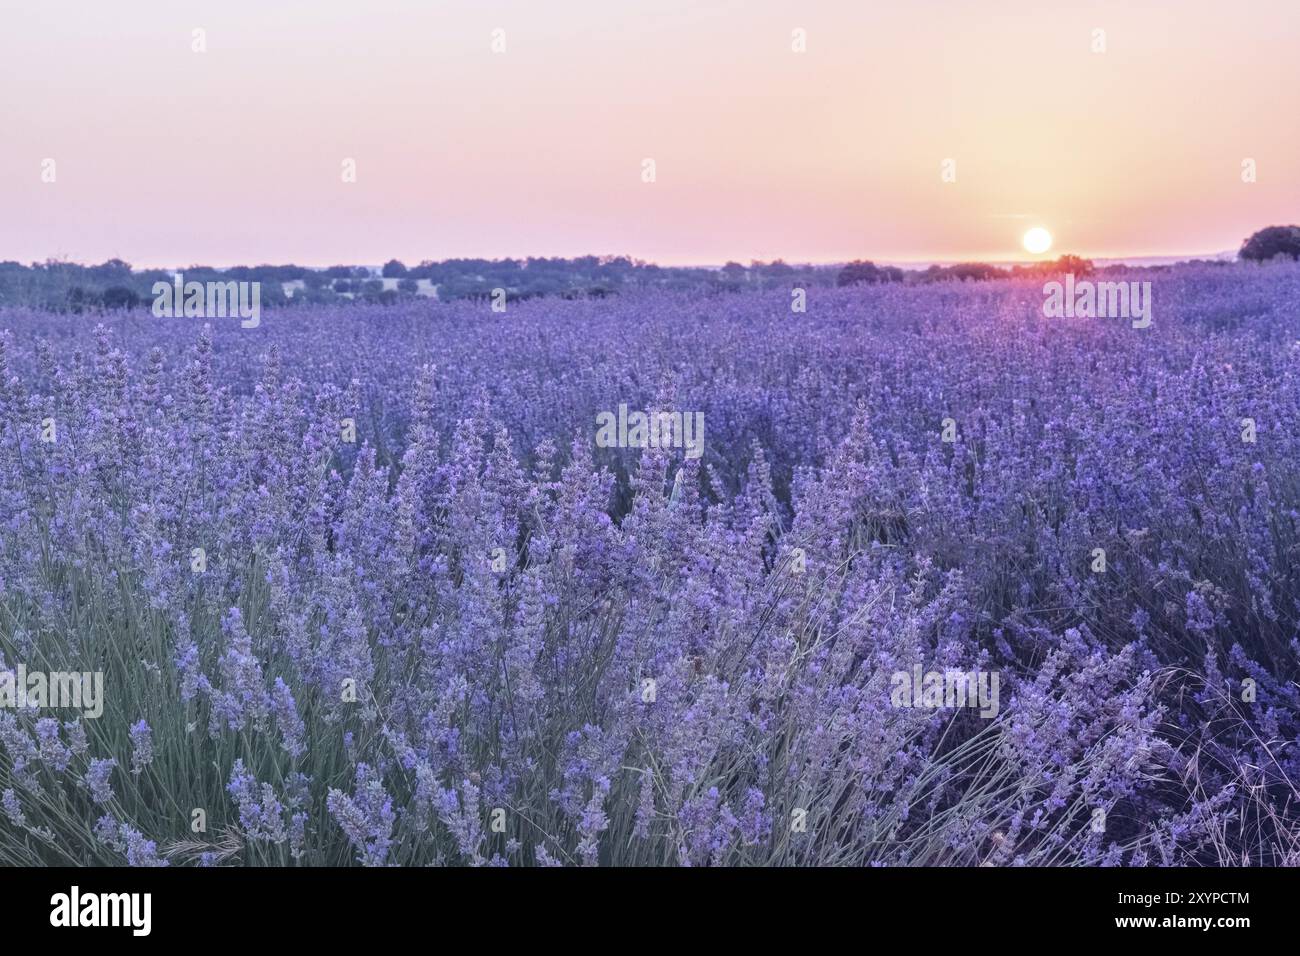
left=1023, top=228, right=1053, bottom=255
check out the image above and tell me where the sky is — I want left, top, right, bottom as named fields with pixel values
left=1, top=0, right=1297, bottom=267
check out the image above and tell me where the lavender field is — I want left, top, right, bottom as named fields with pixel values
left=2, top=262, right=1299, bottom=867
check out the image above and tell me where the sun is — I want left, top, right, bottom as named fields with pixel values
left=1023, top=227, right=1053, bottom=255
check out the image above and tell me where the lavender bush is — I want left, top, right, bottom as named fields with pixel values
left=1, top=262, right=1298, bottom=866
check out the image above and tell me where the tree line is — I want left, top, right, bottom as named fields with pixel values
left=2, top=226, right=1294, bottom=312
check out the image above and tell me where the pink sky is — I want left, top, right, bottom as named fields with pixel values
left=1, top=0, right=1297, bottom=267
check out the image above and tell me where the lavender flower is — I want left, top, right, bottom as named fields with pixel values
left=84, top=758, right=116, bottom=805
left=226, top=760, right=288, bottom=843
left=327, top=764, right=396, bottom=867
left=128, top=719, right=153, bottom=775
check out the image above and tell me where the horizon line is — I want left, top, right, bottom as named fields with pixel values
left=9, top=248, right=1241, bottom=272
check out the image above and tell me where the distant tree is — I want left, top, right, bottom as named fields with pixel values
left=332, top=279, right=352, bottom=293
left=89, top=259, right=133, bottom=283
left=1012, top=255, right=1094, bottom=278
left=136, top=269, right=172, bottom=287
left=324, top=266, right=353, bottom=279
left=909, top=263, right=1006, bottom=283
left=1240, top=225, right=1300, bottom=262
left=837, top=260, right=902, bottom=286
left=65, top=286, right=101, bottom=313
left=958, top=263, right=1003, bottom=281
left=436, top=276, right=483, bottom=301
left=231, top=264, right=306, bottom=282
left=362, top=278, right=384, bottom=294
left=397, top=278, right=419, bottom=294
left=267, top=264, right=309, bottom=281
left=102, top=286, right=140, bottom=309
left=382, top=259, right=408, bottom=278
left=1052, top=254, right=1094, bottom=275
left=258, top=282, right=289, bottom=308
left=300, top=285, right=339, bottom=304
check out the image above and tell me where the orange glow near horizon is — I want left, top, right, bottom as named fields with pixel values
left=1, top=0, right=1297, bottom=268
